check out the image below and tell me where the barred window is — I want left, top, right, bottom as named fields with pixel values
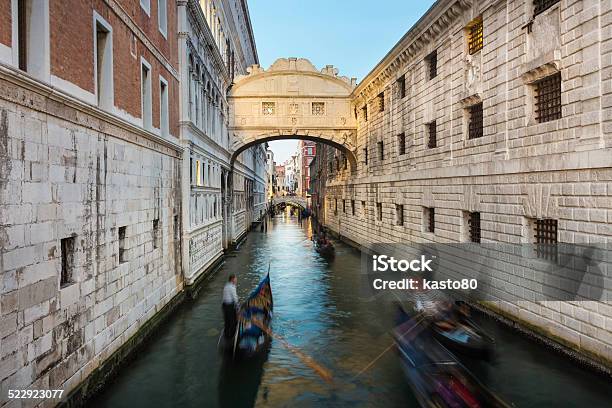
left=468, top=17, right=483, bottom=55
left=534, top=218, right=558, bottom=261
left=534, top=0, right=560, bottom=17
left=362, top=105, right=368, bottom=121
left=378, top=92, right=385, bottom=112
left=376, top=203, right=383, bottom=221
left=361, top=201, right=367, bottom=217
left=396, top=204, right=404, bottom=226
left=468, top=212, right=481, bottom=243
left=378, top=141, right=384, bottom=161
left=424, top=207, right=435, bottom=233
left=427, top=121, right=437, bottom=148
left=262, top=101, right=275, bottom=115
left=351, top=200, right=355, bottom=216
left=363, top=147, right=368, bottom=165
left=312, top=102, right=325, bottom=116
left=398, top=133, right=406, bottom=155
left=343, top=154, right=347, bottom=170
left=426, top=50, right=437, bottom=80
left=334, top=199, right=338, bottom=215
left=397, top=75, right=406, bottom=99
left=343, top=199, right=346, bottom=213
left=535, top=72, right=561, bottom=123
left=468, top=102, right=483, bottom=139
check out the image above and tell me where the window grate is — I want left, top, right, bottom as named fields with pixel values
left=363, top=147, right=368, bottom=165
left=362, top=105, right=368, bottom=121
left=428, top=121, right=437, bottom=148
left=378, top=141, right=384, bottom=161
left=397, top=75, right=406, bottom=99
left=351, top=200, right=355, bottom=216
left=468, top=212, right=481, bottom=243
left=535, top=72, right=561, bottom=123
left=468, top=18, right=483, bottom=55
left=468, top=103, right=484, bottom=139
left=426, top=51, right=437, bottom=80
left=343, top=199, right=346, bottom=213
left=535, top=219, right=558, bottom=261
left=534, top=0, right=560, bottom=17
left=312, top=102, right=325, bottom=116
left=262, top=102, right=275, bottom=115
left=398, top=133, right=406, bottom=155
left=377, top=203, right=383, bottom=221
left=396, top=204, right=404, bottom=226
left=60, top=236, right=76, bottom=287
left=427, top=208, right=435, bottom=233
left=378, top=92, right=385, bottom=112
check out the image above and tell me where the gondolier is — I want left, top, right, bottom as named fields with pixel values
left=222, top=274, right=239, bottom=339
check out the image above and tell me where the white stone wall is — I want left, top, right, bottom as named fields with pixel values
left=0, top=96, right=182, bottom=398
left=324, top=0, right=612, bottom=364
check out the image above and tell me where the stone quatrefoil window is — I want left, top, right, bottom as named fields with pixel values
left=534, top=72, right=562, bottom=123
left=289, top=103, right=299, bottom=115
left=262, top=102, right=275, bottom=115
left=534, top=0, right=560, bottom=17
left=312, top=102, right=325, bottom=116
left=468, top=17, right=483, bottom=55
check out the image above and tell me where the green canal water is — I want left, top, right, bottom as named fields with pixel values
left=89, top=215, right=612, bottom=407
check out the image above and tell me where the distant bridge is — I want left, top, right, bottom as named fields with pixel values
left=272, top=196, right=308, bottom=210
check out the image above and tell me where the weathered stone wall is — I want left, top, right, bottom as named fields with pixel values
left=0, top=81, right=183, bottom=400
left=323, top=0, right=612, bottom=365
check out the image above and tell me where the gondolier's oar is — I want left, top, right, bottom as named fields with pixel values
left=251, top=319, right=333, bottom=383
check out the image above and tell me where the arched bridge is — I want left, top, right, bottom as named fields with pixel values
left=272, top=196, right=308, bottom=210
left=228, top=58, right=358, bottom=169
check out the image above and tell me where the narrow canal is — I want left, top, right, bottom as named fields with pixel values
left=90, top=214, right=612, bottom=408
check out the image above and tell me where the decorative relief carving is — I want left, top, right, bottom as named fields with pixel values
left=522, top=184, right=559, bottom=219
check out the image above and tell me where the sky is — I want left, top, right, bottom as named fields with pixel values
left=248, top=0, right=437, bottom=164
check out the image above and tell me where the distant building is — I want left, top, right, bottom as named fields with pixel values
left=299, top=140, right=316, bottom=197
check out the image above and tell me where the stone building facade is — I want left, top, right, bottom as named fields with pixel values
left=322, top=0, right=612, bottom=365
left=0, top=0, right=264, bottom=404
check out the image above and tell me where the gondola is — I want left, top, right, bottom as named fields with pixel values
left=411, top=294, right=494, bottom=359
left=314, top=240, right=335, bottom=257
left=219, top=273, right=273, bottom=357
left=394, top=312, right=511, bottom=408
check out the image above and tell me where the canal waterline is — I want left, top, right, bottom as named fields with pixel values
left=89, top=215, right=612, bottom=408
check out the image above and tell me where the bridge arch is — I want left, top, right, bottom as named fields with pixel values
left=272, top=196, right=308, bottom=210
left=228, top=58, right=358, bottom=169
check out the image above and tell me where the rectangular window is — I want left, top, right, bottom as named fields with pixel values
left=312, top=102, right=325, bottom=116
left=376, top=203, right=383, bottom=221
left=377, top=92, right=384, bottom=112
left=424, top=207, right=435, bottom=233
left=95, top=18, right=113, bottom=110
left=262, top=101, right=275, bottom=115
left=17, top=0, right=27, bottom=71
left=334, top=199, right=338, bottom=215
left=398, top=133, right=406, bottom=155
left=378, top=141, right=384, bottom=161
left=153, top=218, right=160, bottom=249
left=141, top=60, right=152, bottom=130
left=534, top=218, right=558, bottom=261
left=190, top=158, right=193, bottom=183
left=397, top=75, right=406, bottom=99
left=395, top=204, right=404, bottom=226
left=362, top=105, right=368, bottom=121
left=17, top=0, right=47, bottom=78
left=426, top=50, right=437, bottom=80
left=534, top=0, right=560, bottom=17
left=343, top=154, right=347, bottom=170
left=363, top=147, right=368, bottom=165
left=118, top=226, right=127, bottom=263
left=196, top=160, right=202, bottom=186
left=534, top=72, right=561, bottom=123
left=468, top=211, right=481, bottom=243
left=427, top=121, right=437, bottom=148
left=342, top=199, right=346, bottom=213
left=361, top=200, right=366, bottom=218
left=468, top=17, right=483, bottom=55
left=160, top=78, right=169, bottom=137
left=351, top=200, right=355, bottom=216
left=60, top=236, right=76, bottom=287
left=468, top=102, right=483, bottom=139
left=158, top=0, right=167, bottom=37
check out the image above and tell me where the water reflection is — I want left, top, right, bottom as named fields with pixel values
left=89, top=214, right=612, bottom=408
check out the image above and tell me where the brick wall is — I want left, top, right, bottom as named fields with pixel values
left=0, top=0, right=11, bottom=48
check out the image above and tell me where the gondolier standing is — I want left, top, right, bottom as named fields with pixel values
left=222, top=274, right=239, bottom=339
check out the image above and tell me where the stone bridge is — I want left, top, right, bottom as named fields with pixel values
left=272, top=196, right=308, bottom=210
left=228, top=58, right=358, bottom=169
